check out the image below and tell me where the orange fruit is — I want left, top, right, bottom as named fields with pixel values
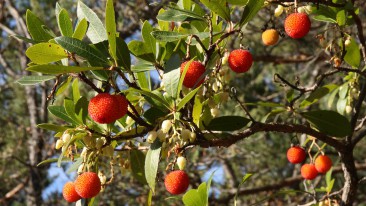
left=74, top=172, right=101, bottom=198
left=62, top=182, right=81, bottom=202
left=180, top=61, right=206, bottom=88
left=164, top=170, right=190, bottom=195
left=228, top=49, right=253, bottom=73
left=262, top=29, right=280, bottom=46
left=284, top=13, right=311, bottom=39
left=287, top=146, right=306, bottom=164
left=301, top=164, right=318, bottom=180
left=315, top=155, right=332, bottom=173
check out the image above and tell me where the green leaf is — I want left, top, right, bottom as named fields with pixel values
left=128, top=40, right=155, bottom=62
left=301, top=110, right=352, bottom=137
left=75, top=96, right=89, bottom=124
left=193, top=95, right=203, bottom=127
left=142, top=21, right=156, bottom=58
left=234, top=174, right=253, bottom=206
left=105, top=0, right=117, bottom=60
left=183, top=183, right=207, bottom=206
left=26, top=65, right=103, bottom=74
left=55, top=36, right=109, bottom=65
left=48, top=105, right=79, bottom=125
left=177, top=86, right=201, bottom=111
left=227, top=0, right=249, bottom=5
left=336, top=10, right=346, bottom=26
left=136, top=72, right=151, bottom=90
left=77, top=1, right=108, bottom=43
left=157, top=8, right=205, bottom=22
left=116, top=37, right=131, bottom=70
left=67, top=158, right=83, bottom=174
left=73, top=18, right=89, bottom=40
left=311, top=5, right=337, bottom=23
left=130, top=150, right=147, bottom=184
left=58, top=9, right=73, bottom=37
left=163, top=54, right=181, bottom=99
left=145, top=140, right=162, bottom=194
left=131, top=60, right=154, bottom=72
left=143, top=107, right=167, bottom=124
left=151, top=31, right=209, bottom=42
left=200, top=0, right=230, bottom=21
left=56, top=76, right=72, bottom=95
left=26, top=10, right=53, bottom=41
left=205, top=116, right=250, bottom=131
left=239, top=0, right=265, bottom=27
left=37, top=123, right=69, bottom=132
left=300, top=84, right=338, bottom=108
left=64, top=98, right=82, bottom=124
left=129, top=88, right=171, bottom=110
left=26, top=43, right=68, bottom=64
left=344, top=37, right=361, bottom=68
left=72, top=79, right=81, bottom=101
left=16, top=75, right=56, bottom=85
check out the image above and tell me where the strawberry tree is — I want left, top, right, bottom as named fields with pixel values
left=15, top=0, right=366, bottom=205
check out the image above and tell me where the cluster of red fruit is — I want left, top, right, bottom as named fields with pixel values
left=180, top=49, right=253, bottom=88
left=62, top=172, right=101, bottom=202
left=261, top=12, right=311, bottom=45
left=287, top=146, right=332, bottom=180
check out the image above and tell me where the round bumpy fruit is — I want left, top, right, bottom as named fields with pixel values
left=74, top=172, right=101, bottom=198
left=228, top=49, right=253, bottom=73
left=284, top=13, right=311, bottom=39
left=180, top=61, right=206, bottom=88
left=63, top=182, right=81, bottom=202
left=315, top=155, right=332, bottom=173
left=301, top=164, right=318, bottom=180
left=164, top=170, right=190, bottom=195
left=88, top=93, right=128, bottom=124
left=262, top=29, right=280, bottom=46
left=287, top=146, right=306, bottom=164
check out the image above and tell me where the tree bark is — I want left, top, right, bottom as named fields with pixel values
left=340, top=146, right=358, bottom=206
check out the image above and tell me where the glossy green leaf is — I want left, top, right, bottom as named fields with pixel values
left=26, top=43, right=68, bottom=64
left=193, top=95, right=203, bottom=127
left=142, top=21, right=156, bottom=57
left=227, top=0, right=249, bottom=5
left=300, top=84, right=338, bottom=108
left=105, top=0, right=117, bottom=60
left=336, top=10, right=346, bottom=26
left=37, top=123, right=69, bottom=132
left=130, top=88, right=171, bottom=110
left=56, top=76, right=72, bottom=95
left=16, top=75, right=56, bottom=85
left=344, top=38, right=361, bottom=68
left=48, top=105, right=79, bottom=125
left=336, top=97, right=347, bottom=115
left=136, top=72, right=151, bottom=90
left=130, top=150, right=147, bottom=184
left=151, top=31, right=209, bottom=42
left=301, top=110, right=352, bottom=137
left=26, top=10, right=53, bottom=41
left=26, top=65, right=103, bottom=74
left=145, top=140, right=162, bottom=194
left=131, top=60, right=154, bottom=72
left=157, top=8, right=205, bottom=22
left=183, top=182, right=207, bottom=206
left=75, top=96, right=89, bottom=124
left=128, top=40, right=155, bottom=62
left=177, top=86, right=201, bottom=111
left=58, top=9, right=73, bottom=37
left=200, top=0, right=230, bottom=21
left=143, top=107, right=167, bottom=124
left=73, top=18, right=88, bottom=40
left=64, top=98, right=82, bottom=124
left=163, top=54, right=181, bottom=99
left=311, top=5, right=337, bottom=23
left=72, top=79, right=81, bottom=101
left=239, top=0, right=264, bottom=27
left=77, top=1, right=107, bottom=43
left=55, top=36, right=109, bottom=65
left=205, top=116, right=250, bottom=131
left=116, top=37, right=131, bottom=70
left=66, top=158, right=83, bottom=174
left=234, top=174, right=253, bottom=206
